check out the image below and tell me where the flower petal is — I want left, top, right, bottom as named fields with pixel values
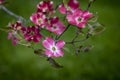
left=58, top=4, right=67, bottom=14
left=56, top=40, right=65, bottom=49
left=68, top=0, right=79, bottom=10
left=54, top=50, right=64, bottom=57
left=45, top=49, right=53, bottom=57
left=82, top=11, right=93, bottom=19
left=42, top=39, right=51, bottom=49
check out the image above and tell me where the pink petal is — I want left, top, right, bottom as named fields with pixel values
left=77, top=21, right=86, bottom=28
left=68, top=0, right=79, bottom=10
left=42, top=39, right=51, bottom=49
left=82, top=11, right=93, bottom=19
left=8, top=32, right=12, bottom=39
left=42, top=37, right=55, bottom=49
left=54, top=50, right=64, bottom=57
left=45, top=49, right=53, bottom=57
left=46, top=37, right=54, bottom=45
left=58, top=4, right=67, bottom=14
left=33, top=34, right=42, bottom=43
left=66, top=14, right=76, bottom=25
left=12, top=37, right=18, bottom=45
left=56, top=40, right=65, bottom=49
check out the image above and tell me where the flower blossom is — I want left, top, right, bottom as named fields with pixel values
left=42, top=37, right=65, bottom=57
left=8, top=21, right=23, bottom=45
left=30, top=12, right=47, bottom=28
left=23, top=26, right=42, bottom=43
left=66, top=9, right=93, bottom=28
left=37, top=1, right=55, bottom=15
left=58, top=0, right=79, bottom=14
left=46, top=17, right=66, bottom=35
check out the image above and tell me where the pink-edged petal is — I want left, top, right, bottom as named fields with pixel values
left=74, top=9, right=83, bottom=16
left=45, top=49, right=53, bottom=57
left=58, top=4, right=67, bottom=14
left=54, top=21, right=66, bottom=35
left=56, top=40, right=65, bottom=49
left=82, top=11, right=93, bottom=19
left=8, top=32, right=12, bottom=39
left=12, top=37, right=18, bottom=45
left=66, top=14, right=76, bottom=25
left=46, top=37, right=54, bottom=45
left=42, top=39, right=51, bottom=49
left=54, top=50, right=64, bottom=57
left=77, top=21, right=86, bottom=28
left=30, top=13, right=37, bottom=24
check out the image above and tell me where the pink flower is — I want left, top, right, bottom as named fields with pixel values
left=37, top=1, right=54, bottom=15
left=42, top=37, right=65, bottom=57
left=23, top=26, right=42, bottom=43
left=58, top=0, right=79, bottom=14
left=8, top=32, right=19, bottom=45
left=46, top=17, right=66, bottom=35
left=8, top=21, right=23, bottom=45
left=66, top=9, right=93, bottom=28
left=30, top=13, right=47, bottom=28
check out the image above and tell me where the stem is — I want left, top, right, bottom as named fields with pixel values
left=56, top=24, right=70, bottom=40
left=72, top=28, right=79, bottom=42
left=0, top=5, right=26, bottom=23
left=66, top=33, right=90, bottom=44
left=72, top=43, right=79, bottom=56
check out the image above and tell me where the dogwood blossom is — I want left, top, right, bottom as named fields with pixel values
left=8, top=21, right=23, bottom=45
left=37, top=1, right=55, bottom=15
left=66, top=9, right=93, bottom=28
left=46, top=17, right=66, bottom=35
left=42, top=37, right=65, bottom=57
left=58, top=0, right=79, bottom=14
left=23, top=26, right=42, bottom=42
left=30, top=13, right=47, bottom=28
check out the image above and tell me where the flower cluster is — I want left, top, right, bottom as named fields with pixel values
left=30, top=1, right=66, bottom=35
left=6, top=0, right=67, bottom=58
left=0, top=0, right=102, bottom=68
left=59, top=0, right=92, bottom=28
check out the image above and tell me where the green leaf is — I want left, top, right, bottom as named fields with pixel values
left=92, top=26, right=105, bottom=35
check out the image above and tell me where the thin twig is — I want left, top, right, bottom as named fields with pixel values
left=66, top=33, right=90, bottom=44
left=72, top=43, right=79, bottom=56
left=56, top=24, right=70, bottom=40
left=72, top=28, right=79, bottom=42
left=0, top=5, right=26, bottom=23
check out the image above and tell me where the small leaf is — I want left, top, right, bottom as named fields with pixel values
left=88, top=15, right=98, bottom=22
left=92, top=26, right=105, bottom=35
left=47, top=57, right=63, bottom=68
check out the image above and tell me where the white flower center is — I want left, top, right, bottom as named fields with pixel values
left=38, top=18, right=42, bottom=24
left=52, top=46, right=56, bottom=51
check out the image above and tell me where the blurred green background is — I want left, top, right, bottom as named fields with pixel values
left=0, top=0, right=120, bottom=80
